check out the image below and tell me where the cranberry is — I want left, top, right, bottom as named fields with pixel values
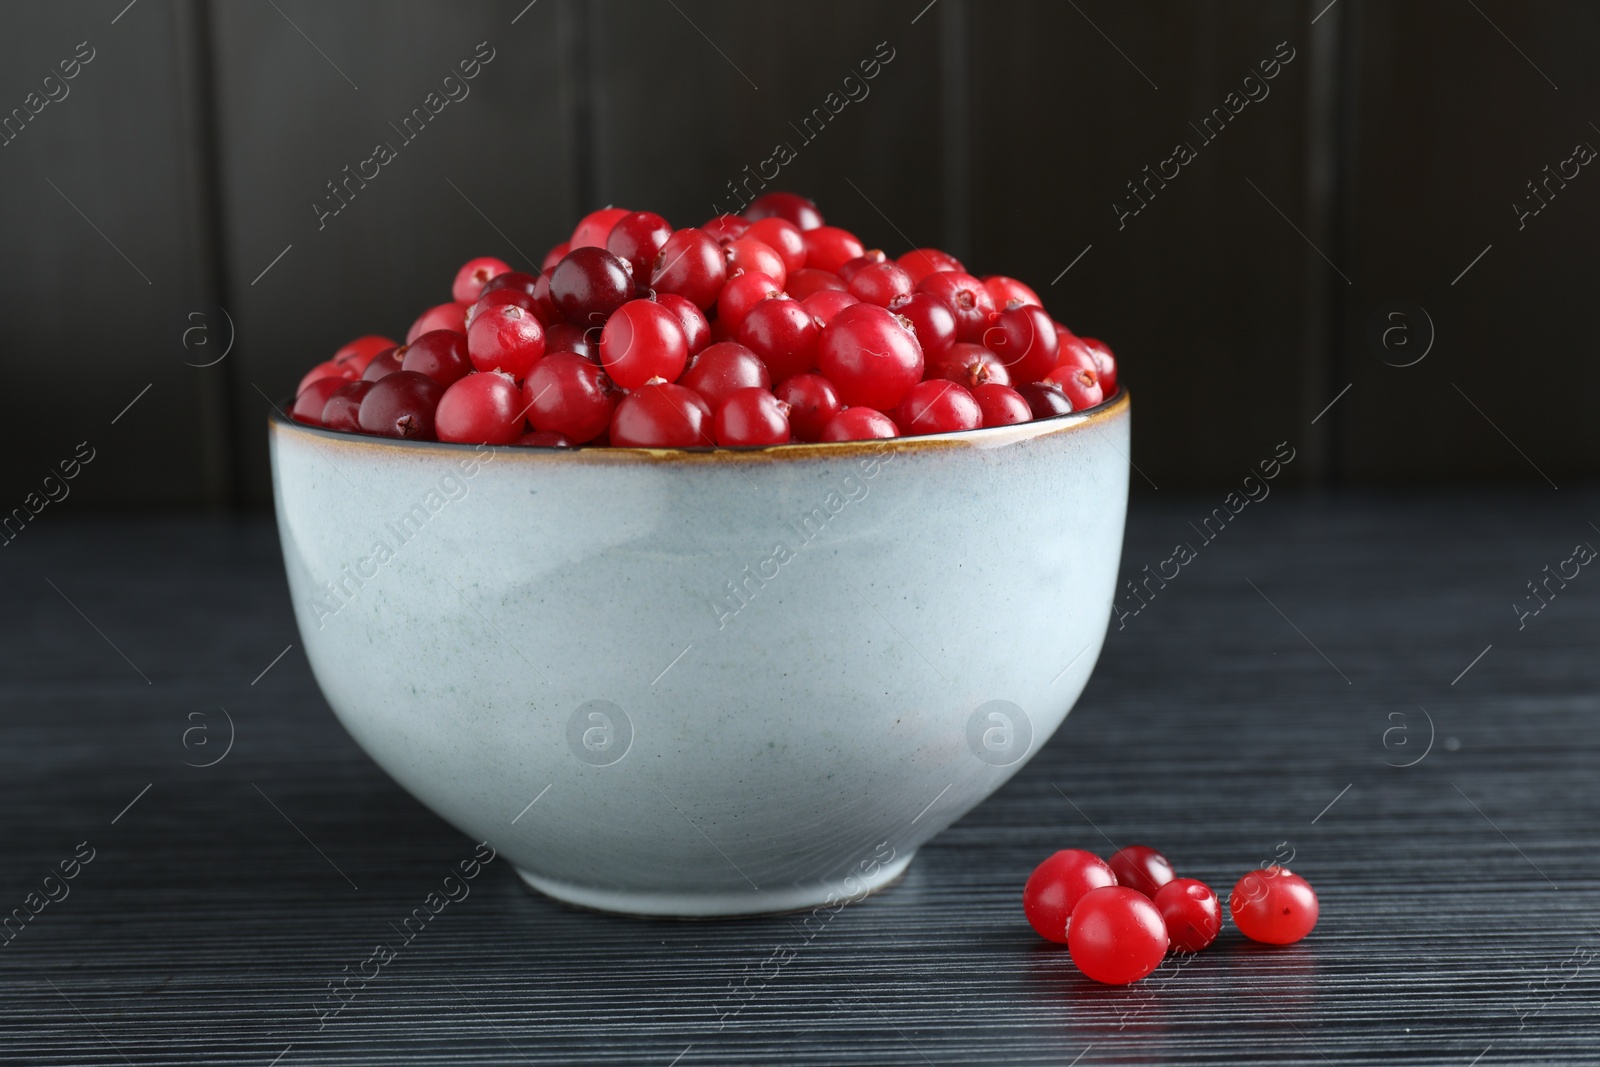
left=1108, top=845, right=1176, bottom=899
left=297, top=360, right=354, bottom=398
left=530, top=271, right=559, bottom=323
left=736, top=296, right=819, bottom=382
left=1230, top=867, right=1319, bottom=945
left=714, top=387, right=790, bottom=446
left=1154, top=878, right=1222, bottom=954
left=550, top=246, right=633, bottom=327
left=436, top=371, right=524, bottom=444
left=610, top=382, right=713, bottom=448
left=606, top=210, right=673, bottom=279
left=925, top=342, right=1011, bottom=390
left=1046, top=361, right=1105, bottom=409
left=1022, top=849, right=1119, bottom=944
left=897, top=247, right=964, bottom=285
left=743, top=190, right=824, bottom=230
left=360, top=346, right=404, bottom=382
left=725, top=236, right=788, bottom=291
left=541, top=241, right=570, bottom=273
left=452, top=256, right=512, bottom=304
left=800, top=288, right=859, bottom=327
left=514, top=430, right=573, bottom=447
left=895, top=380, right=981, bottom=436
left=600, top=299, right=689, bottom=389
left=972, top=383, right=1032, bottom=427
left=1067, top=887, right=1169, bottom=985
left=848, top=261, right=914, bottom=308
left=357, top=370, right=445, bottom=440
left=820, top=407, right=898, bottom=441
left=570, top=206, right=630, bottom=249
left=817, top=303, right=924, bottom=411
left=888, top=293, right=957, bottom=358
left=291, top=375, right=348, bottom=425
left=332, top=335, right=397, bottom=375
left=544, top=323, right=598, bottom=362
left=470, top=286, right=540, bottom=329
left=407, top=302, right=469, bottom=344
left=320, top=379, right=373, bottom=432
left=836, top=250, right=889, bottom=285
left=1016, top=381, right=1074, bottom=420
left=801, top=225, right=866, bottom=274
left=1081, top=336, right=1118, bottom=395
left=785, top=267, right=848, bottom=299
left=522, top=352, right=617, bottom=443
left=774, top=373, right=842, bottom=442
left=400, top=329, right=472, bottom=386
left=984, top=304, right=1059, bottom=383
left=680, top=341, right=771, bottom=408
left=916, top=271, right=995, bottom=344
left=743, top=217, right=806, bottom=273
left=483, top=270, right=540, bottom=298
left=650, top=228, right=727, bottom=310
left=656, top=292, right=711, bottom=355
left=701, top=213, right=750, bottom=243
left=982, top=274, right=1043, bottom=311
left=716, top=270, right=782, bottom=330
left=467, top=303, right=545, bottom=379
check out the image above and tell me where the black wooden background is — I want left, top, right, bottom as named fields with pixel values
left=1, top=0, right=1597, bottom=507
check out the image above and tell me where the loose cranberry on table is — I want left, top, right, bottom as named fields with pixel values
left=743, top=216, right=806, bottom=272
left=737, top=297, right=819, bottom=382
left=357, top=371, right=445, bottom=440
left=406, top=301, right=468, bottom=344
left=895, top=379, right=981, bottom=436
left=716, top=271, right=783, bottom=330
left=320, top=380, right=374, bottom=433
left=725, top=236, right=789, bottom=292
left=435, top=370, right=525, bottom=445
left=1022, top=849, right=1119, bottom=944
left=742, top=190, right=824, bottom=231
left=467, top=304, right=545, bottom=379
left=926, top=342, right=1010, bottom=390
left=916, top=270, right=995, bottom=344
left=817, top=303, right=924, bottom=411
left=984, top=304, right=1059, bottom=384
left=332, top=335, right=397, bottom=375
left=786, top=267, right=848, bottom=299
left=360, top=346, right=404, bottom=382
left=819, top=406, right=898, bottom=441
left=550, top=246, right=633, bottom=328
left=1154, top=878, right=1222, bottom=953
left=569, top=205, right=631, bottom=249
left=452, top=256, right=511, bottom=304
left=802, top=225, right=866, bottom=274
left=680, top=342, right=771, bottom=409
left=291, top=375, right=348, bottom=425
left=606, top=210, right=673, bottom=279
left=774, top=373, right=842, bottom=442
left=1108, top=845, right=1177, bottom=899
left=522, top=352, right=617, bottom=444
left=1230, top=866, right=1319, bottom=945
left=609, top=382, right=712, bottom=448
left=972, top=383, right=1032, bottom=427
left=982, top=274, right=1043, bottom=312
left=401, top=330, right=472, bottom=387
left=897, top=247, right=964, bottom=285
left=1067, top=886, right=1169, bottom=985
left=649, top=228, right=728, bottom=310
left=800, top=288, right=858, bottom=327
left=714, top=387, right=790, bottom=446
left=888, top=292, right=956, bottom=358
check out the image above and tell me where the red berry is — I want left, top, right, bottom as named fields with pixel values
left=817, top=303, right=924, bottom=411
left=407, top=302, right=469, bottom=344
left=895, top=379, right=981, bottom=436
left=357, top=370, right=445, bottom=440
left=925, top=341, right=1009, bottom=389
left=836, top=250, right=889, bottom=285
left=743, top=191, right=824, bottom=231
left=725, top=236, right=788, bottom=291
left=982, top=274, right=1043, bottom=311
left=650, top=228, right=728, bottom=310
left=529, top=271, right=559, bottom=323
left=743, top=217, right=806, bottom=273
left=606, top=210, right=673, bottom=279
left=320, top=380, right=374, bottom=432
left=541, top=241, right=570, bottom=273
left=716, top=271, right=782, bottom=331
left=332, top=335, right=397, bottom=375
left=600, top=299, right=689, bottom=390
left=470, top=286, right=541, bottom=329
left=680, top=342, right=771, bottom=409
left=774, top=373, right=842, bottom=442
left=1108, top=845, right=1176, bottom=899
left=1067, top=886, right=1169, bottom=985
left=514, top=430, right=573, bottom=447
left=1016, top=380, right=1074, bottom=419
left=1021, top=849, right=1119, bottom=944
left=887, top=292, right=956, bottom=358
left=570, top=206, right=631, bottom=249
left=819, top=407, right=898, bottom=441
left=701, top=213, right=751, bottom=243
left=916, top=271, right=995, bottom=344
left=522, top=352, right=617, bottom=443
left=482, top=270, right=540, bottom=299
left=848, top=260, right=914, bottom=308
left=785, top=267, right=847, bottom=299
left=801, top=225, right=866, bottom=274
left=714, top=387, right=790, bottom=446
left=972, top=383, right=1032, bottom=427
left=544, top=323, right=598, bottom=362
left=550, top=246, right=633, bottom=328
left=800, top=288, right=859, bottom=327
left=1154, top=878, right=1222, bottom=954
left=360, top=346, right=404, bottom=382
left=400, top=329, right=472, bottom=387
left=435, top=371, right=524, bottom=445
left=656, top=292, right=711, bottom=355
left=1081, top=336, right=1118, bottom=395
left=297, top=360, right=354, bottom=399
left=736, top=296, right=819, bottom=382
left=452, top=256, right=512, bottom=304
left=467, top=303, right=546, bottom=380
left=1046, top=361, right=1105, bottom=409
left=897, top=247, right=964, bottom=285
left=984, top=304, right=1059, bottom=384
left=291, top=375, right=348, bottom=425
left=609, top=382, right=713, bottom=448
left=1230, top=867, right=1319, bottom=945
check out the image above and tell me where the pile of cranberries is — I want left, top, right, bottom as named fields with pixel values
left=1023, top=844, right=1319, bottom=985
left=289, top=191, right=1119, bottom=447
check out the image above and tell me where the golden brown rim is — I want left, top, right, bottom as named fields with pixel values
left=269, top=386, right=1128, bottom=464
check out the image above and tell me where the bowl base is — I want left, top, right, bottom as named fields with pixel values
left=514, top=850, right=916, bottom=919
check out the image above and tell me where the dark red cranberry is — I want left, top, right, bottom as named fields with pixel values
left=606, top=211, right=673, bottom=279
left=743, top=217, right=806, bottom=272
left=774, top=373, right=842, bottom=442
left=650, top=228, right=728, bottom=310
left=926, top=342, right=1011, bottom=389
left=972, top=383, right=1032, bottom=427
left=357, top=370, right=445, bottom=439
left=522, top=352, right=618, bottom=443
left=984, top=304, right=1059, bottom=383
left=400, top=329, right=472, bottom=387
left=895, top=379, right=981, bottom=436
left=544, top=323, right=598, bottom=362
left=817, top=303, right=924, bottom=411
left=742, top=191, right=824, bottom=230
left=714, top=387, right=790, bottom=446
left=361, top=346, right=404, bottom=381
left=482, top=270, right=540, bottom=298
left=916, top=270, right=995, bottom=344
left=1016, top=380, right=1074, bottom=420
left=736, top=296, right=819, bottom=382
left=320, top=380, right=374, bottom=432
left=802, top=226, right=866, bottom=273
left=610, top=383, right=714, bottom=448
left=680, top=342, right=771, bottom=409
left=656, top=292, right=711, bottom=355
left=291, top=376, right=347, bottom=425
left=550, top=246, right=633, bottom=328
left=887, top=292, right=956, bottom=357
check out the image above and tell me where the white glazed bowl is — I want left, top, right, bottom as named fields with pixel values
left=269, top=390, right=1130, bottom=916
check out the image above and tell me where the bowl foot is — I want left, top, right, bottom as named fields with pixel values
left=514, top=850, right=916, bottom=919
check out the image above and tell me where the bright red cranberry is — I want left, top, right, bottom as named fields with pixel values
left=610, top=382, right=713, bottom=448
left=819, top=407, right=898, bottom=441
left=836, top=250, right=889, bottom=285
left=332, top=335, right=397, bottom=375
left=406, top=302, right=469, bottom=344
left=701, top=213, right=750, bottom=243
left=984, top=304, right=1059, bottom=383
left=357, top=370, right=445, bottom=440
left=514, top=430, right=573, bottom=447
left=896, top=247, right=964, bottom=285
left=725, top=236, right=788, bottom=291
left=801, top=226, right=866, bottom=274
left=544, top=323, right=598, bottom=362
left=1230, top=866, right=1319, bottom=945
left=1081, top=336, right=1118, bottom=395
left=606, top=211, right=673, bottom=279
left=1022, top=850, right=1119, bottom=944
left=799, top=290, right=857, bottom=329
left=736, top=296, right=818, bottom=382
left=925, top=342, right=1011, bottom=390
left=320, top=379, right=374, bottom=432
left=1155, top=878, right=1222, bottom=953
left=1068, top=887, right=1169, bottom=985
left=887, top=292, right=956, bottom=358
left=522, top=352, right=617, bottom=443
left=541, top=241, right=570, bottom=273
left=649, top=228, right=728, bottom=310
left=916, top=271, right=995, bottom=344
left=297, top=360, right=354, bottom=398
left=982, top=274, right=1043, bottom=311
left=435, top=371, right=525, bottom=445
left=483, top=270, right=540, bottom=298
left=550, top=246, right=633, bottom=327
left=467, top=304, right=545, bottom=380
left=743, top=217, right=806, bottom=273
left=785, top=268, right=848, bottom=299
left=570, top=206, right=630, bottom=249
left=600, top=299, right=689, bottom=389
left=1046, top=361, right=1105, bottom=409
left=742, top=191, right=824, bottom=230
left=1017, top=380, right=1074, bottom=419
left=361, top=346, right=404, bottom=381
left=656, top=292, right=711, bottom=355
left=680, top=341, right=771, bottom=408
left=972, top=383, right=1032, bottom=427
left=895, top=380, right=981, bottom=436
left=452, top=256, right=511, bottom=304
left=817, top=303, right=924, bottom=410
left=848, top=261, right=914, bottom=308
left=716, top=271, right=782, bottom=330
left=400, top=329, right=472, bottom=387
left=1108, top=845, right=1176, bottom=898
left=773, top=373, right=842, bottom=442
left=714, top=387, right=790, bottom=446
left=291, top=375, right=348, bottom=425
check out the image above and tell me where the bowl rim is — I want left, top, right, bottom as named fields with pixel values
left=268, top=385, right=1128, bottom=464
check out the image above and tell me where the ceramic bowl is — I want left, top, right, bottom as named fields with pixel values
left=268, top=389, right=1130, bottom=917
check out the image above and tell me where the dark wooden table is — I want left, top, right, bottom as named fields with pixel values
left=4, top=488, right=1598, bottom=1066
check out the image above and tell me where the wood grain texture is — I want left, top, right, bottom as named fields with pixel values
left=2, top=490, right=1597, bottom=1065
